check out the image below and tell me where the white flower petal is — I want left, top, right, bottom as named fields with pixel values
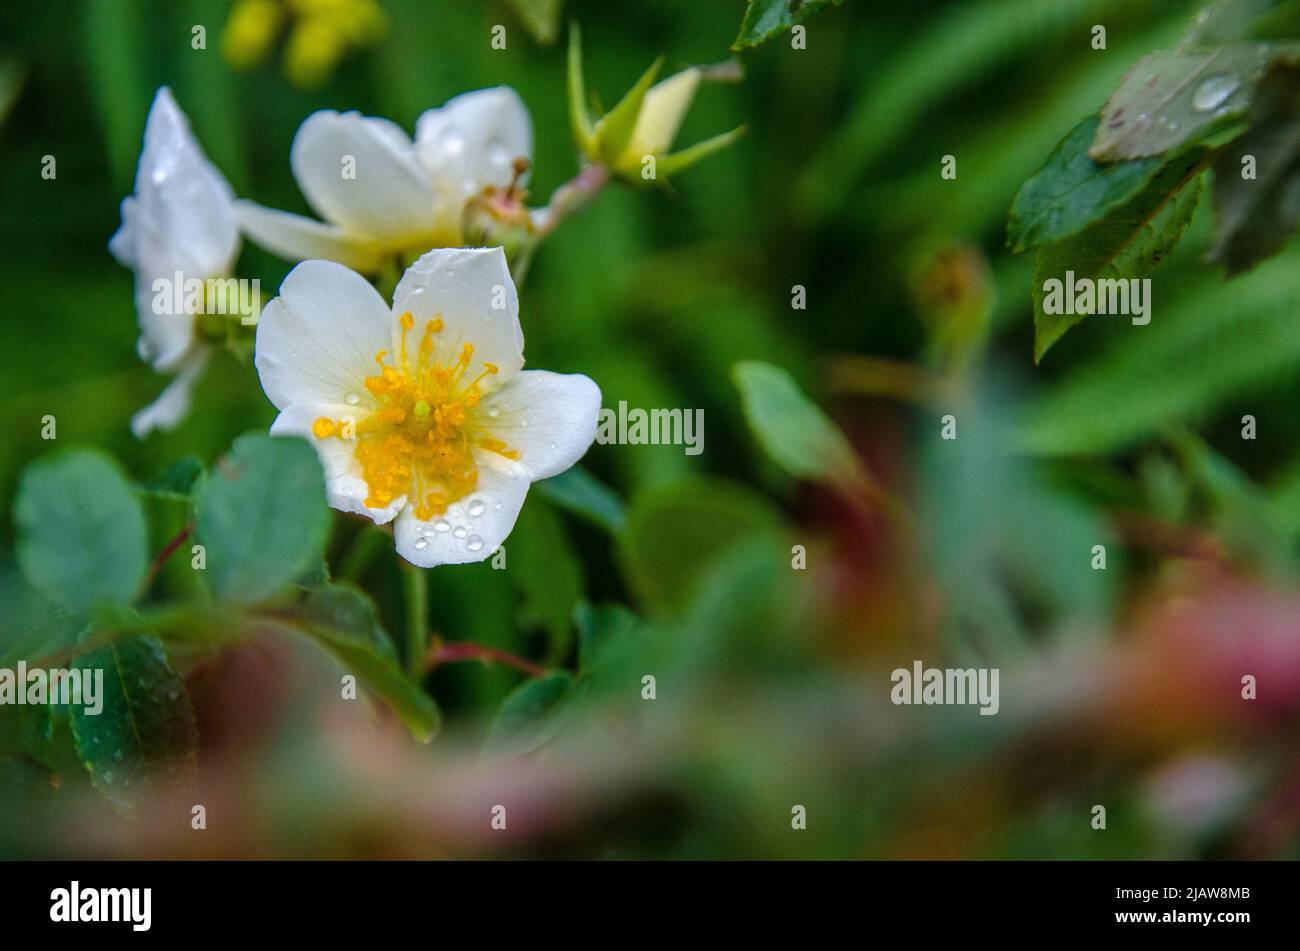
left=390, top=247, right=524, bottom=385
left=270, top=402, right=405, bottom=524
left=415, top=86, right=533, bottom=200
left=478, top=370, right=601, bottom=481
left=290, top=110, right=437, bottom=241
left=254, top=259, right=392, bottom=409
left=130, top=346, right=211, bottom=438
left=110, top=87, right=238, bottom=280
left=132, top=271, right=197, bottom=372
left=393, top=454, right=530, bottom=567
left=235, top=199, right=387, bottom=272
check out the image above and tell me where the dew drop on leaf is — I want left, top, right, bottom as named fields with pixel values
left=1192, top=74, right=1240, bottom=112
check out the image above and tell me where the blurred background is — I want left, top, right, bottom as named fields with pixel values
left=2, top=0, right=1299, bottom=859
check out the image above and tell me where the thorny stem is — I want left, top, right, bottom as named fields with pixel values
left=400, top=560, right=429, bottom=678
left=422, top=635, right=547, bottom=678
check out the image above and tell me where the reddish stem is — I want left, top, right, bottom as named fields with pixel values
left=137, top=523, right=192, bottom=599
left=423, top=637, right=547, bottom=678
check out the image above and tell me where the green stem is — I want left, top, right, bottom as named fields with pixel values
left=338, top=524, right=389, bottom=582
left=401, top=559, right=429, bottom=677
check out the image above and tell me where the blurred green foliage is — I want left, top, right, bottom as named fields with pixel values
left=1, top=0, right=1299, bottom=859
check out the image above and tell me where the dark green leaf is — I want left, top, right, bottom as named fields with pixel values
left=1021, top=251, right=1300, bottom=454
left=619, top=477, right=785, bottom=615
left=140, top=456, right=204, bottom=501
left=732, top=0, right=845, bottom=50
left=574, top=601, right=642, bottom=675
left=15, top=450, right=148, bottom=616
left=505, top=500, right=583, bottom=663
left=1209, top=58, right=1300, bottom=273
left=1032, top=150, right=1208, bottom=360
left=298, top=584, right=441, bottom=742
left=193, top=434, right=330, bottom=606
left=1008, top=117, right=1166, bottom=253
left=535, top=465, right=627, bottom=533
left=485, top=672, right=574, bottom=755
left=0, top=705, right=53, bottom=766
left=69, top=635, right=198, bottom=813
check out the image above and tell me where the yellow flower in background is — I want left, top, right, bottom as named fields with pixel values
left=221, top=0, right=387, bottom=89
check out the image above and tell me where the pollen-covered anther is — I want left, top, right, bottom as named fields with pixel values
left=312, top=325, right=519, bottom=517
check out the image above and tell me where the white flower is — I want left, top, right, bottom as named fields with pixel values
left=254, top=247, right=600, bottom=567
left=109, top=87, right=239, bottom=438
left=236, top=87, right=532, bottom=273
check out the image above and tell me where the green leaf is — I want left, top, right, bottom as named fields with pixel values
left=505, top=0, right=563, bottom=44
left=193, top=434, right=330, bottom=606
left=1021, top=250, right=1300, bottom=455
left=485, top=672, right=574, bottom=756
left=298, top=584, right=441, bottom=742
left=796, top=0, right=1128, bottom=221
left=1186, top=0, right=1300, bottom=44
left=0, top=566, right=82, bottom=671
left=504, top=500, right=583, bottom=663
left=1209, top=57, right=1300, bottom=273
left=732, top=360, right=862, bottom=487
left=82, top=0, right=149, bottom=191
left=15, top=450, right=148, bottom=617
left=593, top=56, right=663, bottom=165
left=1008, top=116, right=1167, bottom=253
left=575, top=601, right=642, bottom=675
left=922, top=387, right=1113, bottom=651
left=0, top=56, right=25, bottom=130
left=732, top=0, right=845, bottom=50
left=1167, top=429, right=1291, bottom=570
left=1032, top=150, right=1208, bottom=361
left=619, top=476, right=785, bottom=616
left=0, top=705, right=53, bottom=766
left=1091, top=43, right=1282, bottom=161
left=535, top=465, right=626, bottom=533
left=140, top=455, right=205, bottom=501
left=69, top=635, right=198, bottom=813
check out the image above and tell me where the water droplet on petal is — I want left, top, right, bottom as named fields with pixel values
left=453, top=526, right=468, bottom=539
left=468, top=499, right=486, bottom=517
left=433, top=519, right=451, bottom=532
left=345, top=392, right=360, bottom=405
left=414, top=537, right=428, bottom=551
left=440, top=128, right=466, bottom=156
left=1192, top=74, right=1240, bottom=112
left=467, top=535, right=484, bottom=552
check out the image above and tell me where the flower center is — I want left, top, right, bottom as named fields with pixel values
left=312, top=311, right=519, bottom=520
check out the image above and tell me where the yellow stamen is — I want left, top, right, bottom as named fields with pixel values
left=313, top=320, right=520, bottom=517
